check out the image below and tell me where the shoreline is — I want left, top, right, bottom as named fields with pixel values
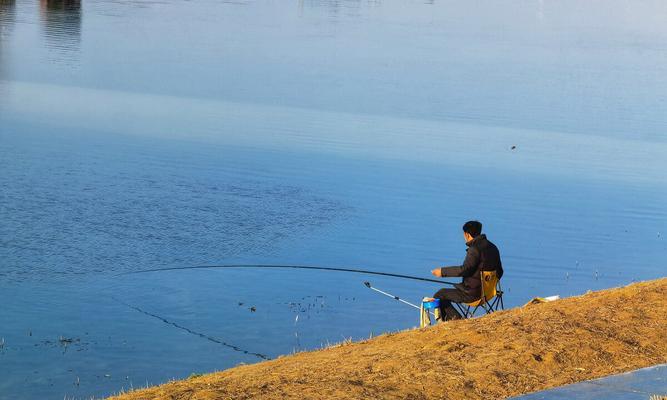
left=108, top=277, right=667, bottom=400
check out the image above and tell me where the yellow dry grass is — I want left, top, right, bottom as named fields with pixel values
left=109, top=278, right=667, bottom=400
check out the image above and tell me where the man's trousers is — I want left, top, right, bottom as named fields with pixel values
left=433, top=287, right=479, bottom=321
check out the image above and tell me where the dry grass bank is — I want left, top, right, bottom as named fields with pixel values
left=109, top=278, right=667, bottom=400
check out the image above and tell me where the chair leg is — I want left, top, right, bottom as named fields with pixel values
left=471, top=304, right=481, bottom=317
left=454, top=303, right=468, bottom=318
left=488, top=297, right=499, bottom=312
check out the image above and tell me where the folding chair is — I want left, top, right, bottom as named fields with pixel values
left=454, top=270, right=504, bottom=318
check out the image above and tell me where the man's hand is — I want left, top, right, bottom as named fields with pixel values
left=431, top=268, right=442, bottom=277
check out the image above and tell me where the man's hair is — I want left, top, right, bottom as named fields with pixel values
left=462, top=220, right=482, bottom=238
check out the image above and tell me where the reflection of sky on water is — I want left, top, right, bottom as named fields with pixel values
left=513, top=364, right=667, bottom=400
left=3, top=81, right=667, bottom=187
left=1, top=0, right=667, bottom=140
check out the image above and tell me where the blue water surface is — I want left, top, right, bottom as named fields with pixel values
left=1, top=1, right=666, bottom=399
left=512, top=364, right=667, bottom=399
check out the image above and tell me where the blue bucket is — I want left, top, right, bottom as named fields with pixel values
left=422, top=298, right=440, bottom=310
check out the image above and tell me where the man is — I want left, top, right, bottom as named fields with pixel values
left=430, top=220, right=503, bottom=321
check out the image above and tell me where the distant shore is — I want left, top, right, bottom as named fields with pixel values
left=109, top=277, right=667, bottom=400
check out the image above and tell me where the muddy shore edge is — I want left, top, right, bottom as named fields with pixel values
left=108, top=277, right=667, bottom=400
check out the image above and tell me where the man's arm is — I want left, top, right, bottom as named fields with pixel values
left=438, top=265, right=462, bottom=277
left=435, top=247, right=480, bottom=278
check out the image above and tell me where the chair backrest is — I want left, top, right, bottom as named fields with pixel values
left=480, top=270, right=499, bottom=303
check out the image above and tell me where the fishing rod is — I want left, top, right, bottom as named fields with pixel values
left=363, top=281, right=436, bottom=317
left=117, top=264, right=457, bottom=286
left=363, top=281, right=421, bottom=310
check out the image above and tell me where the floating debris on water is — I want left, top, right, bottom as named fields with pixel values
left=37, top=336, right=91, bottom=353
left=59, top=336, right=75, bottom=345
left=250, top=307, right=256, bottom=312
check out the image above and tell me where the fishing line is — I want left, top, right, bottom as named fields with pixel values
left=111, top=296, right=270, bottom=360
left=117, top=264, right=457, bottom=285
left=107, top=264, right=455, bottom=358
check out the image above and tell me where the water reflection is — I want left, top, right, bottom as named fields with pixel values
left=298, top=0, right=371, bottom=20
left=39, top=0, right=81, bottom=63
left=0, top=0, right=16, bottom=82
left=0, top=0, right=15, bottom=29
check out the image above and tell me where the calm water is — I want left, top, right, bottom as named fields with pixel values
left=1, top=1, right=666, bottom=399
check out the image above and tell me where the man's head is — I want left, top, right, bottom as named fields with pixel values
left=462, top=220, right=482, bottom=242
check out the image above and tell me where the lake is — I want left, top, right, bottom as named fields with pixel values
left=1, top=0, right=666, bottom=399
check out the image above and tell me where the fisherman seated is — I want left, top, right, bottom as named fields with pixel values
left=430, top=220, right=503, bottom=321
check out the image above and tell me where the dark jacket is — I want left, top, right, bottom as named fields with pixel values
left=440, top=234, right=503, bottom=296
